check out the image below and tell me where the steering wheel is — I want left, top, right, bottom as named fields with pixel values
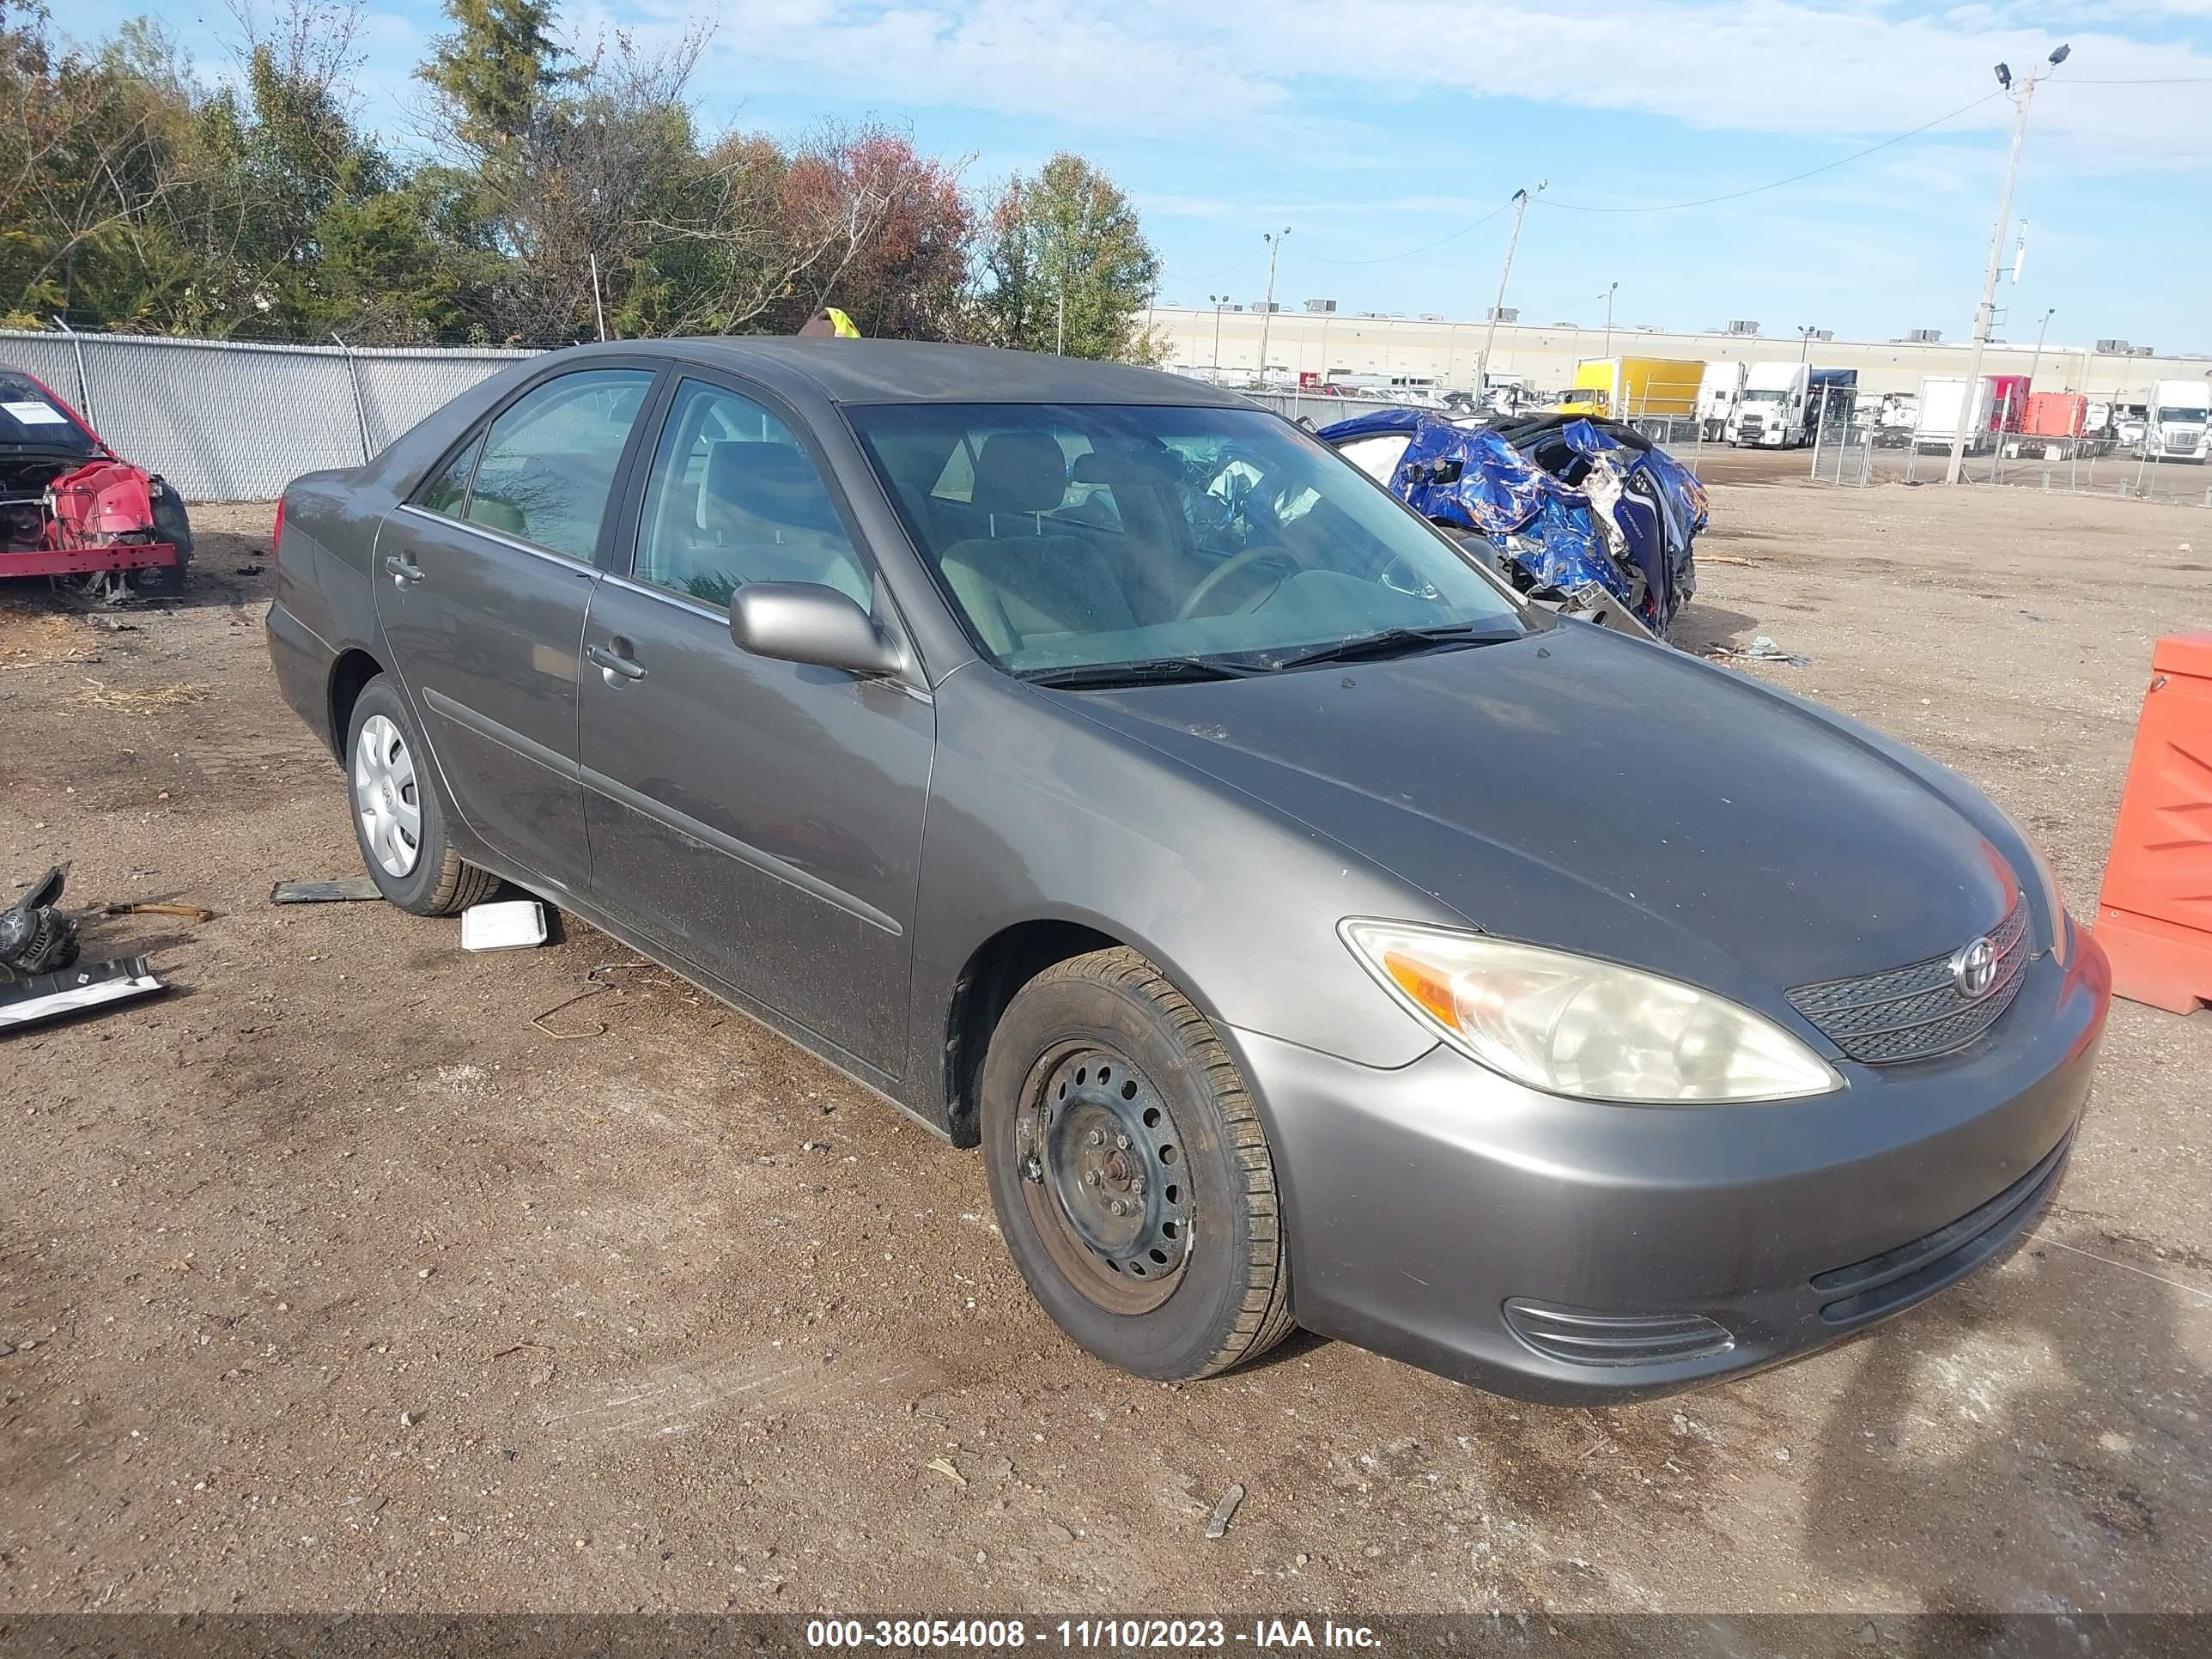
left=1176, top=542, right=1322, bottom=621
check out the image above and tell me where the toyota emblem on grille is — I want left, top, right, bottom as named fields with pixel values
left=1949, top=935, right=1999, bottom=1001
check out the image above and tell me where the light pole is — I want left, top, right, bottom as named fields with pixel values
left=1208, top=295, right=1231, bottom=377
left=1601, top=282, right=1618, bottom=360
left=1798, top=325, right=1820, bottom=363
left=1947, top=43, right=2070, bottom=484
left=1257, top=228, right=1290, bottom=389
left=1474, top=181, right=1544, bottom=401
left=2026, top=306, right=2055, bottom=386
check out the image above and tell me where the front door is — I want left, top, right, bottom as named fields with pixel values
left=376, top=365, right=659, bottom=896
left=578, top=375, right=933, bottom=1079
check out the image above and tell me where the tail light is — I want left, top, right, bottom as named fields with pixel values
left=273, top=497, right=286, bottom=560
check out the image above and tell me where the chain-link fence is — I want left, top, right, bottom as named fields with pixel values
left=2, top=328, right=537, bottom=501
left=1783, top=390, right=2212, bottom=506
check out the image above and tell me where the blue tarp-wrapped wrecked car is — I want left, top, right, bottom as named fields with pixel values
left=1319, top=409, right=1709, bottom=639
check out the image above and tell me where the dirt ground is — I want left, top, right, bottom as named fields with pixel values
left=1, top=482, right=2207, bottom=1619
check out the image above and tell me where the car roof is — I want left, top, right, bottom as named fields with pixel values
left=598, top=337, right=1255, bottom=410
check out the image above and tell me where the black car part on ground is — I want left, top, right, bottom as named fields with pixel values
left=0, top=863, right=78, bottom=976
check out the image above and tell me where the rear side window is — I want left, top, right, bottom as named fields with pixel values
left=459, top=368, right=654, bottom=561
left=415, top=433, right=483, bottom=520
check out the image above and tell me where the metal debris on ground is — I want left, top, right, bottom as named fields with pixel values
left=1204, top=1483, right=1245, bottom=1540
left=461, top=899, right=548, bottom=952
left=103, top=901, right=216, bottom=922
left=270, top=876, right=384, bottom=904
left=0, top=956, right=165, bottom=1032
left=530, top=962, right=660, bottom=1040
left=1, top=865, right=78, bottom=976
left=1710, top=635, right=1811, bottom=668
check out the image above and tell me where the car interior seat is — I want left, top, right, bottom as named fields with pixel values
left=938, top=433, right=1139, bottom=656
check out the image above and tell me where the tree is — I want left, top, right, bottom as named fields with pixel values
left=653, top=119, right=903, bottom=339
left=776, top=127, right=974, bottom=341
left=978, top=153, right=1159, bottom=361
left=418, top=0, right=567, bottom=154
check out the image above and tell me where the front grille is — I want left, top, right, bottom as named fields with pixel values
left=1786, top=897, right=2029, bottom=1065
left=1809, top=1131, right=2070, bottom=1324
left=1502, top=1300, right=1735, bottom=1368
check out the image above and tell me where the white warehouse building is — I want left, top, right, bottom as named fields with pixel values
left=1146, top=303, right=2210, bottom=404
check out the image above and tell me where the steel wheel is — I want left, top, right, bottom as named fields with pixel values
left=1016, top=1043, right=1195, bottom=1316
left=353, top=714, right=422, bottom=878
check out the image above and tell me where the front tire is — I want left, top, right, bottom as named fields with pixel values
left=981, top=947, right=1296, bottom=1381
left=343, top=677, right=499, bottom=916
left=131, top=485, right=194, bottom=596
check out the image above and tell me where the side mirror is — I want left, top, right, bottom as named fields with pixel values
left=729, top=581, right=904, bottom=678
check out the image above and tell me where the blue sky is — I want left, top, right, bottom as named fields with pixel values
left=66, top=0, right=2212, bottom=353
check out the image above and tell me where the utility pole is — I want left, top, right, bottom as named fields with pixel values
left=1601, top=282, right=1618, bottom=360
left=1256, top=228, right=1290, bottom=389
left=1208, top=295, right=1231, bottom=376
left=1798, top=325, right=1819, bottom=363
left=1056, top=289, right=1066, bottom=356
left=588, top=252, right=607, bottom=343
left=1474, top=182, right=1544, bottom=402
left=1947, top=45, right=2069, bottom=483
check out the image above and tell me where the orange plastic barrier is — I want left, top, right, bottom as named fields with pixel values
left=2094, top=631, right=2212, bottom=1013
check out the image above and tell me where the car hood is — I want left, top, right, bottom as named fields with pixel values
left=1063, top=625, right=2019, bottom=1000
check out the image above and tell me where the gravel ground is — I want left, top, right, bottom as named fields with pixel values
left=1, top=481, right=2207, bottom=1618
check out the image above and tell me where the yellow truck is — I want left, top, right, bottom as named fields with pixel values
left=1557, top=357, right=1706, bottom=419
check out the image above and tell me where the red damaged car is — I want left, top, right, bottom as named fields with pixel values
left=1, top=363, right=191, bottom=595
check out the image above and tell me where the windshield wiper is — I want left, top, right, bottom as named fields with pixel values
left=1022, top=656, right=1267, bottom=690
left=1265, top=623, right=1518, bottom=671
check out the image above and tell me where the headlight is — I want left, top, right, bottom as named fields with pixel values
left=2010, top=827, right=2069, bottom=964
left=1340, top=921, right=1842, bottom=1104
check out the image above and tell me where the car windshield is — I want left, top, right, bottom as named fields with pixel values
left=849, top=402, right=1527, bottom=678
left=0, top=372, right=96, bottom=454
left=2154, top=406, right=2208, bottom=423
left=1742, top=388, right=1790, bottom=404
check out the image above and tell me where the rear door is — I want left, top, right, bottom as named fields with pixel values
left=577, top=373, right=933, bottom=1079
left=376, top=363, right=660, bottom=897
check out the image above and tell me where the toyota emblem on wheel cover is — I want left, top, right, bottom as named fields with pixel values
left=1949, top=935, right=1999, bottom=1000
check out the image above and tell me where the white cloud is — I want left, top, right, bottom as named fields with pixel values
left=585, top=0, right=2212, bottom=169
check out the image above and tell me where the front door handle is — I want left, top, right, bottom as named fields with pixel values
left=384, top=551, right=425, bottom=587
left=587, top=641, right=647, bottom=684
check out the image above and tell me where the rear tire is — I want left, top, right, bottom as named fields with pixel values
left=343, top=677, right=499, bottom=917
left=981, top=947, right=1296, bottom=1381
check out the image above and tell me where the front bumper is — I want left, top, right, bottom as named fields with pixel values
left=3, top=541, right=179, bottom=578
left=1224, top=928, right=2110, bottom=1403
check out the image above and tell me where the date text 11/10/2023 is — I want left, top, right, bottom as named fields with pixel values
left=804, top=1618, right=1382, bottom=1650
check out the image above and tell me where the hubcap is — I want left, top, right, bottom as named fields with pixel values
left=1019, top=1046, right=1194, bottom=1314
left=353, top=714, right=422, bottom=878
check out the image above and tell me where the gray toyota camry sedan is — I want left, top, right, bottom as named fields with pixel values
left=266, top=339, right=2111, bottom=1402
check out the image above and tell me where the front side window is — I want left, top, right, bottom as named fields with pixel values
left=850, top=402, right=1526, bottom=676
left=462, top=368, right=654, bottom=561
left=632, top=379, right=870, bottom=610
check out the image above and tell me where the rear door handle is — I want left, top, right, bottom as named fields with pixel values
left=587, top=641, right=646, bottom=684
left=384, top=551, right=425, bottom=587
